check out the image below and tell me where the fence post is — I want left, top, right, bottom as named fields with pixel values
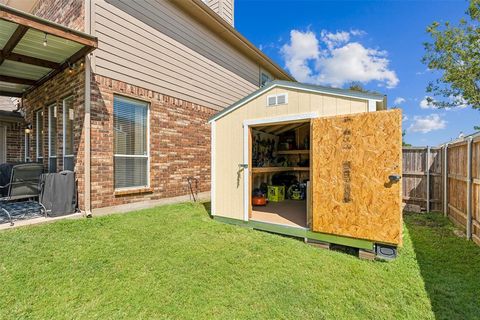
left=443, top=143, right=449, bottom=217
left=467, top=137, right=473, bottom=240
left=426, top=146, right=430, bottom=212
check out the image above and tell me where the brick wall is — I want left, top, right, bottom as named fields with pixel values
left=0, top=120, right=25, bottom=163
left=22, top=66, right=216, bottom=211
left=21, top=0, right=218, bottom=211
left=31, top=0, right=84, bottom=31
left=91, top=75, right=216, bottom=209
left=22, top=62, right=86, bottom=209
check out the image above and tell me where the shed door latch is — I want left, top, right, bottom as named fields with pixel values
left=238, top=164, right=248, bottom=169
left=388, top=175, right=401, bottom=183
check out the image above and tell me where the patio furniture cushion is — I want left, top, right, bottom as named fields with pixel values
left=0, top=200, right=46, bottom=226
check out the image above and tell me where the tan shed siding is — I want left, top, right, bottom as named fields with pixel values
left=214, top=109, right=246, bottom=219
left=92, top=0, right=258, bottom=110
left=214, top=87, right=369, bottom=220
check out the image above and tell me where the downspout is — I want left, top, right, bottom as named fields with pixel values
left=84, top=0, right=92, bottom=217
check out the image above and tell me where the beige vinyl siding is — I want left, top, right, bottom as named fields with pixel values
left=222, top=0, right=234, bottom=25
left=92, top=0, right=258, bottom=110
left=213, top=87, right=368, bottom=220
left=206, top=0, right=234, bottom=26
left=93, top=18, right=252, bottom=102
left=207, top=0, right=219, bottom=11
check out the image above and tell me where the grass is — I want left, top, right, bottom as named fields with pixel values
left=404, top=212, right=480, bottom=320
left=0, top=203, right=478, bottom=319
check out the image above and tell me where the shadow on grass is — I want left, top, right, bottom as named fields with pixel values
left=405, top=212, right=480, bottom=320
left=201, top=202, right=212, bottom=217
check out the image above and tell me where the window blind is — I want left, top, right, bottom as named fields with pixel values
left=36, top=110, right=43, bottom=159
left=114, top=95, right=149, bottom=189
left=48, top=104, right=57, bottom=173
left=63, top=96, right=74, bottom=171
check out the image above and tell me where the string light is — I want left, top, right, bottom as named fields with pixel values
left=68, top=62, right=74, bottom=74
left=43, top=33, right=48, bottom=47
left=25, top=124, right=32, bottom=134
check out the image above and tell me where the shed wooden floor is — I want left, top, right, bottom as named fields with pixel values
left=252, top=200, right=307, bottom=228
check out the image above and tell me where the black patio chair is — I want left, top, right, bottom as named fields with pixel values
left=0, top=163, right=47, bottom=226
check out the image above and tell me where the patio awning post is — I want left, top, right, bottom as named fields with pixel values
left=84, top=0, right=92, bottom=217
left=84, top=54, right=91, bottom=217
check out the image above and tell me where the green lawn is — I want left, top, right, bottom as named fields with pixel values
left=0, top=203, right=478, bottom=319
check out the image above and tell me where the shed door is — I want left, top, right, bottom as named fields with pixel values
left=311, top=109, right=402, bottom=245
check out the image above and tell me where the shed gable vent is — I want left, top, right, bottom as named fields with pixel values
left=266, top=93, right=288, bottom=106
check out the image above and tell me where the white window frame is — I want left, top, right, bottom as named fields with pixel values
left=48, top=103, right=57, bottom=172
left=113, top=96, right=150, bottom=191
left=62, top=96, right=74, bottom=169
left=24, top=132, right=30, bottom=162
left=266, top=93, right=288, bottom=106
left=35, top=109, right=43, bottom=161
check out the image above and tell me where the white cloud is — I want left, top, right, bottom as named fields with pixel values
left=394, top=97, right=406, bottom=105
left=280, top=30, right=319, bottom=83
left=408, top=114, right=446, bottom=133
left=402, top=114, right=408, bottom=122
left=416, top=68, right=432, bottom=75
left=321, top=30, right=351, bottom=50
left=281, top=29, right=399, bottom=88
left=420, top=96, right=434, bottom=109
left=259, top=42, right=276, bottom=52
left=350, top=29, right=366, bottom=37
left=451, top=95, right=468, bottom=109
left=315, top=43, right=399, bottom=88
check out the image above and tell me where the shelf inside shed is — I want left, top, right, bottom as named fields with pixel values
left=250, top=120, right=311, bottom=229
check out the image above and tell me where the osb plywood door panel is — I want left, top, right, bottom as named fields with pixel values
left=312, top=109, right=402, bottom=245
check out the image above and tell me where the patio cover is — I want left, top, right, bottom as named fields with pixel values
left=0, top=4, right=97, bottom=97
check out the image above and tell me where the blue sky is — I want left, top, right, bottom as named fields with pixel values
left=235, top=0, right=476, bottom=146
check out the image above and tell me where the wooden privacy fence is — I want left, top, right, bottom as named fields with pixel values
left=403, top=139, right=480, bottom=246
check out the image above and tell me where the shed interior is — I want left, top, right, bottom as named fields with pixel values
left=250, top=120, right=311, bottom=228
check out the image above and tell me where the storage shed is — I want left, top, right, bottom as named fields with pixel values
left=209, top=81, right=402, bottom=257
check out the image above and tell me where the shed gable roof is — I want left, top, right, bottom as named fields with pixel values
left=209, top=80, right=386, bottom=122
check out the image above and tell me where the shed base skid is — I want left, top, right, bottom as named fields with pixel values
left=213, top=215, right=377, bottom=252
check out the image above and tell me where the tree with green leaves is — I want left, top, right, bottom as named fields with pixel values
left=347, top=82, right=380, bottom=95
left=402, top=130, right=411, bottom=147
left=422, top=0, right=480, bottom=109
